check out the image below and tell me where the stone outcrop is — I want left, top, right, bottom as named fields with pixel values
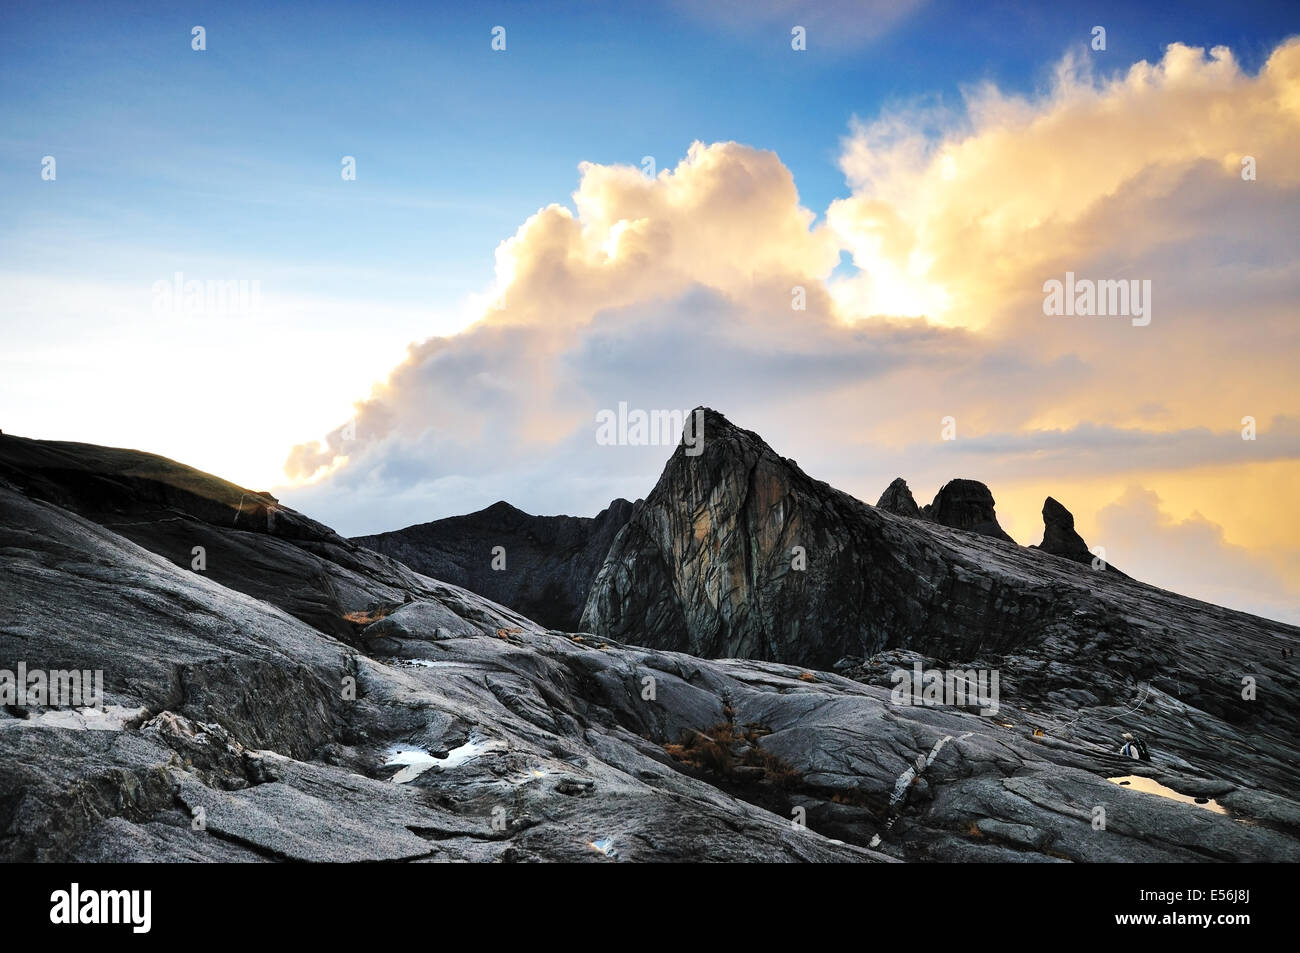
left=0, top=434, right=457, bottom=643
left=876, top=477, right=920, bottom=516
left=922, top=478, right=1015, bottom=542
left=582, top=409, right=1108, bottom=666
left=354, top=498, right=634, bottom=630
left=1033, top=496, right=1126, bottom=576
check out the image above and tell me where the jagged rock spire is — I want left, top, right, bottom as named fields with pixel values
left=1034, top=496, right=1126, bottom=576
left=876, top=477, right=921, bottom=517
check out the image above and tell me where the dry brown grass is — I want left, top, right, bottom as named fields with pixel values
left=662, top=722, right=800, bottom=788
left=755, top=748, right=802, bottom=788
left=343, top=608, right=390, bottom=625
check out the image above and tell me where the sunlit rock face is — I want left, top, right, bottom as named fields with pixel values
left=583, top=409, right=1086, bottom=666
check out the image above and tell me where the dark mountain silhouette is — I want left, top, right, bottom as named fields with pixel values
left=353, top=498, right=634, bottom=630
left=1031, top=495, right=1126, bottom=576
left=922, top=478, right=1016, bottom=542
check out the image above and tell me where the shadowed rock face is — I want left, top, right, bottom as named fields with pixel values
left=0, top=434, right=472, bottom=643
left=2, top=429, right=1299, bottom=864
left=922, top=479, right=1015, bottom=542
left=876, top=477, right=921, bottom=517
left=1034, top=496, right=1126, bottom=576
left=353, top=499, right=634, bottom=630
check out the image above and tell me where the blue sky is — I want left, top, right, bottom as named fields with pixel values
left=3, top=0, right=1296, bottom=322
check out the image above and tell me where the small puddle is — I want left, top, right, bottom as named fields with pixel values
left=384, top=738, right=498, bottom=783
left=1108, top=776, right=1226, bottom=815
left=588, top=838, right=617, bottom=858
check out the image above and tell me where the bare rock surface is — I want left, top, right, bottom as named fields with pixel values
left=1, top=429, right=1298, bottom=862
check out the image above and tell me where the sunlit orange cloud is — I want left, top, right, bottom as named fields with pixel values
left=827, top=40, right=1300, bottom=330
left=993, top=461, right=1300, bottom=556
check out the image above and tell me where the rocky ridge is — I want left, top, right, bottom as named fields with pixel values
left=353, top=498, right=634, bottom=630
left=1, top=428, right=1297, bottom=863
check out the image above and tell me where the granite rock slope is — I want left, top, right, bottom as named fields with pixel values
left=0, top=465, right=871, bottom=862
left=2, top=429, right=1297, bottom=863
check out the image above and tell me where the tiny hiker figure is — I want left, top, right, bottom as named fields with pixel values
left=1119, top=731, right=1150, bottom=761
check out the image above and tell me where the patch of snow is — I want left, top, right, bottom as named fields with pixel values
left=396, top=659, right=472, bottom=669
left=0, top=705, right=144, bottom=732
left=384, top=738, right=501, bottom=783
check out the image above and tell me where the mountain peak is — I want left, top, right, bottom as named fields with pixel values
left=583, top=410, right=1138, bottom=666
left=876, top=477, right=921, bottom=517
left=922, top=478, right=1015, bottom=542
left=1035, top=495, right=1126, bottom=576
left=480, top=499, right=528, bottom=519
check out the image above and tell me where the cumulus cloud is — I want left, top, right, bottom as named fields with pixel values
left=284, top=141, right=846, bottom=486
left=827, top=40, right=1300, bottom=328
left=1096, top=487, right=1300, bottom=625
left=281, top=40, right=1300, bottom=622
